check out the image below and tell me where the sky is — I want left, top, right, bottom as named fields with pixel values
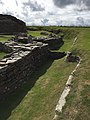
left=0, top=0, right=90, bottom=26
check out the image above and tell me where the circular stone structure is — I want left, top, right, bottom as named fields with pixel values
left=0, top=14, right=27, bottom=34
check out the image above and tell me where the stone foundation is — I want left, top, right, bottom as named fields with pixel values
left=32, top=36, right=64, bottom=50
left=0, top=32, right=66, bottom=99
left=0, top=41, right=49, bottom=99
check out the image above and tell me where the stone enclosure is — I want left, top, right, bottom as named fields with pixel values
left=0, top=32, right=66, bottom=99
left=0, top=14, right=67, bottom=99
left=0, top=41, right=49, bottom=99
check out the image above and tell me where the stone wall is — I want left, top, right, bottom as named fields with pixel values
left=0, top=31, right=66, bottom=99
left=32, top=36, right=64, bottom=50
left=0, top=14, right=27, bottom=34
left=0, top=42, right=49, bottom=99
left=0, top=42, right=13, bottom=53
left=49, top=51, right=66, bottom=60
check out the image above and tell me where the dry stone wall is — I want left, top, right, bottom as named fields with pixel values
left=32, top=36, right=64, bottom=50
left=0, top=41, right=49, bottom=99
left=0, top=32, right=66, bottom=99
left=0, top=42, right=13, bottom=53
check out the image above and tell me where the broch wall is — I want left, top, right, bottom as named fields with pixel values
left=0, top=41, right=49, bottom=99
left=0, top=14, right=27, bottom=34
left=0, top=28, right=65, bottom=99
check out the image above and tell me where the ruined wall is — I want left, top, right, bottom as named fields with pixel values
left=0, top=14, right=27, bottom=34
left=0, top=32, right=66, bottom=99
left=32, top=36, right=64, bottom=50
left=0, top=42, right=13, bottom=53
left=0, top=42, right=49, bottom=99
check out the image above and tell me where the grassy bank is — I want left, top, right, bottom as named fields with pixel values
left=0, top=27, right=90, bottom=120
left=27, top=30, right=50, bottom=37
left=59, top=28, right=90, bottom=120
left=0, top=51, right=6, bottom=60
left=0, top=35, right=13, bottom=42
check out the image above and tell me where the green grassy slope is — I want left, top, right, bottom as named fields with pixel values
left=0, top=35, right=13, bottom=42
left=0, top=27, right=90, bottom=120
left=0, top=51, right=6, bottom=60
left=27, top=30, right=49, bottom=37
left=59, top=28, right=90, bottom=120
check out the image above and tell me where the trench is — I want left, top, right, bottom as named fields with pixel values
left=53, top=37, right=81, bottom=120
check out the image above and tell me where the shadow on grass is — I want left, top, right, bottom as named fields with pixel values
left=0, top=59, right=54, bottom=120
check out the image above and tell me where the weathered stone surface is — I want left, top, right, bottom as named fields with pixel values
left=27, top=27, right=38, bottom=31
left=66, top=52, right=80, bottom=62
left=0, top=14, right=27, bottom=34
left=0, top=30, right=66, bottom=99
left=47, top=29, right=63, bottom=34
left=40, top=31, right=49, bottom=35
left=44, top=37, right=64, bottom=50
left=0, top=41, right=49, bottom=99
left=49, top=52, right=66, bottom=60
left=0, top=42, right=13, bottom=53
left=32, top=36, right=64, bottom=50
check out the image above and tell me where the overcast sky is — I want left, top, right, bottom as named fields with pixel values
left=0, top=0, right=90, bottom=26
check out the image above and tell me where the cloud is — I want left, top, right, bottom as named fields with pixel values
left=22, top=10, right=29, bottom=17
left=48, top=12, right=55, bottom=15
left=22, top=0, right=45, bottom=12
left=41, top=18, right=49, bottom=25
left=0, top=0, right=90, bottom=26
left=76, top=17, right=84, bottom=26
left=85, top=0, right=90, bottom=8
left=2, top=11, right=14, bottom=16
left=53, top=0, right=75, bottom=8
left=1, top=9, right=14, bottom=16
left=0, top=0, right=3, bottom=5
left=53, top=0, right=90, bottom=9
left=15, top=0, right=18, bottom=6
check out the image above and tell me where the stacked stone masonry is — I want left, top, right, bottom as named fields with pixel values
left=0, top=41, right=49, bottom=99
left=31, top=36, right=64, bottom=50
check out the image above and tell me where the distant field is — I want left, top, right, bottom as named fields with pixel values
left=0, top=35, right=13, bottom=42
left=27, top=30, right=50, bottom=37
left=0, top=27, right=90, bottom=120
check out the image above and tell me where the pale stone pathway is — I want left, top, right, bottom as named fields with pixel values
left=53, top=37, right=81, bottom=120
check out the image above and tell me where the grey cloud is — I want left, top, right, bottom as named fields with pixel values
left=15, top=0, right=18, bottom=6
left=53, top=0, right=75, bottom=8
left=48, top=12, right=54, bottom=15
left=53, top=0, right=90, bottom=9
left=41, top=19, right=49, bottom=25
left=22, top=6, right=29, bottom=18
left=22, top=10, right=29, bottom=17
left=56, top=20, right=63, bottom=26
left=76, top=17, right=84, bottom=26
left=85, top=0, right=90, bottom=9
left=2, top=10, right=14, bottom=16
left=0, top=0, right=3, bottom=5
left=23, top=0, right=45, bottom=12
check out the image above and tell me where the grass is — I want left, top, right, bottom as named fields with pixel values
left=0, top=27, right=90, bottom=120
left=0, top=51, right=6, bottom=60
left=0, top=35, right=13, bottom=42
left=58, top=27, right=90, bottom=120
left=27, top=30, right=49, bottom=37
